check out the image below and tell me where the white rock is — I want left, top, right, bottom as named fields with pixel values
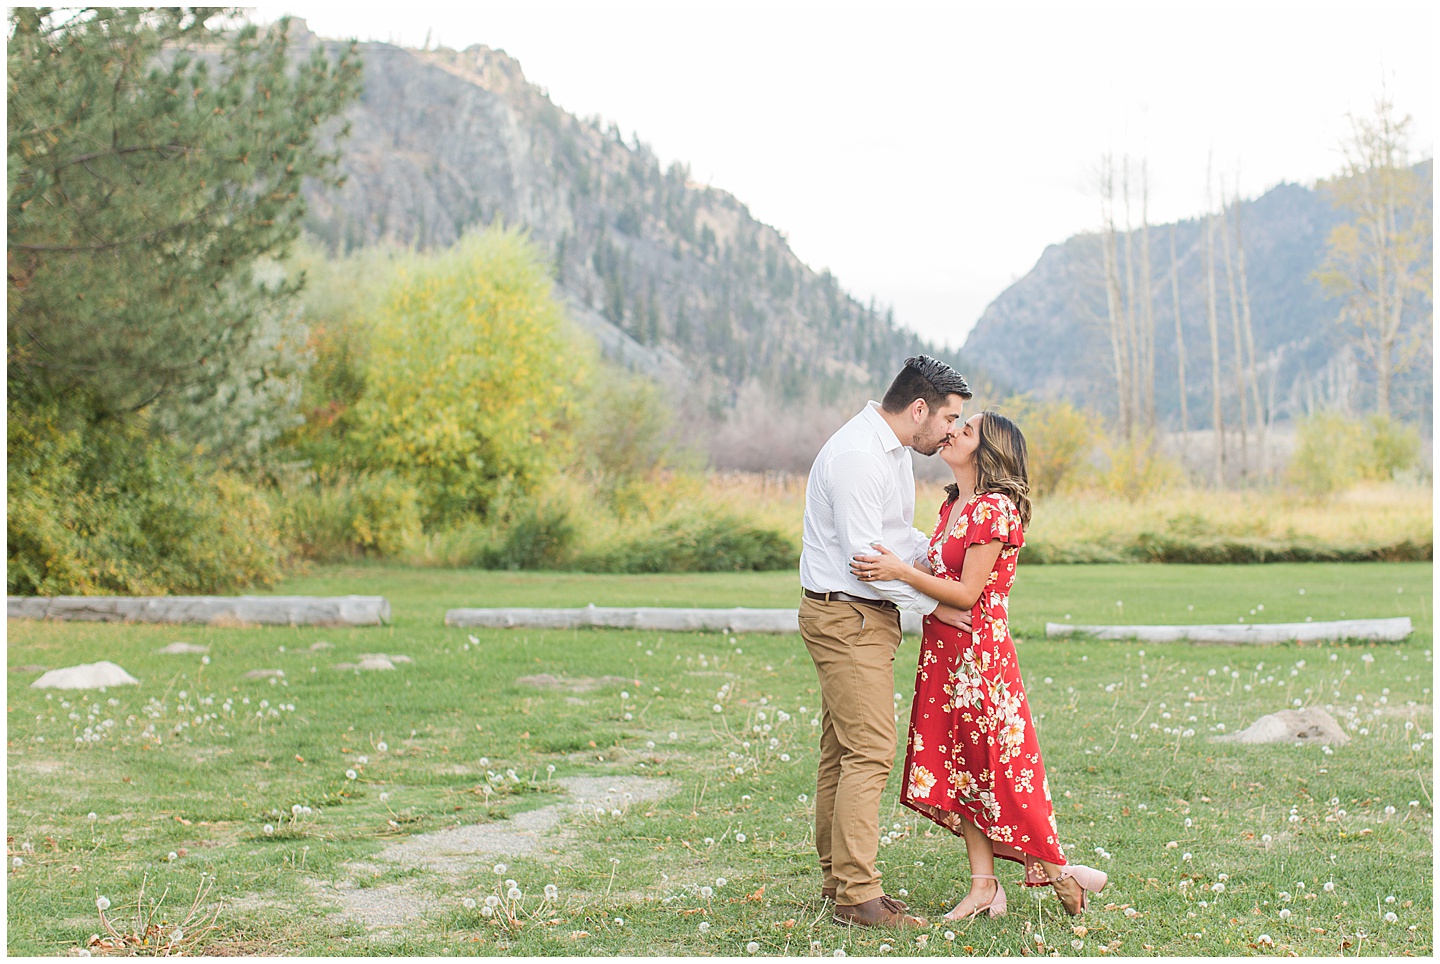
left=356, top=656, right=396, bottom=671
left=243, top=669, right=285, bottom=680
left=359, top=653, right=412, bottom=665
left=157, top=642, right=209, bottom=654
left=1215, top=708, right=1350, bottom=746
left=31, top=661, right=139, bottom=690
left=309, top=641, right=335, bottom=651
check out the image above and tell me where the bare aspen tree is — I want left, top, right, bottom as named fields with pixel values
left=1218, top=183, right=1249, bottom=478
left=1317, top=92, right=1433, bottom=417
left=1168, top=224, right=1190, bottom=437
left=1204, top=159, right=1226, bottom=487
left=1140, top=162, right=1157, bottom=436
left=1122, top=158, right=1141, bottom=438
left=1099, top=153, right=1133, bottom=437
left=1232, top=185, right=1267, bottom=479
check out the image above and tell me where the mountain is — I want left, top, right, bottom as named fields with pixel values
left=962, top=173, right=1433, bottom=426
left=291, top=24, right=972, bottom=414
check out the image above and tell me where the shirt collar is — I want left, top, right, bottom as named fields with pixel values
left=862, top=400, right=904, bottom=454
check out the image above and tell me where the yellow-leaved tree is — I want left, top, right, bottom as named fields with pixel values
left=348, top=228, right=581, bottom=523
left=998, top=395, right=1096, bottom=496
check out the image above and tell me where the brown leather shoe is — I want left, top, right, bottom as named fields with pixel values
left=832, top=895, right=928, bottom=928
left=823, top=887, right=907, bottom=909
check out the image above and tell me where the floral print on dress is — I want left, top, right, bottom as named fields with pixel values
left=899, top=491, right=1068, bottom=886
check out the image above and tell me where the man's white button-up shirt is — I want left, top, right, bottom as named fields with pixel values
left=799, top=401, right=939, bottom=615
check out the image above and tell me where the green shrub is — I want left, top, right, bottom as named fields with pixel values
left=345, top=227, right=579, bottom=524
left=1287, top=411, right=1420, bottom=495
left=7, top=409, right=284, bottom=595
left=272, top=471, right=423, bottom=561
left=474, top=498, right=578, bottom=571
left=1100, top=435, right=1183, bottom=502
left=1363, top=414, right=1421, bottom=480
left=1287, top=411, right=1366, bottom=495
left=577, top=511, right=797, bottom=573
left=1000, top=395, right=1096, bottom=496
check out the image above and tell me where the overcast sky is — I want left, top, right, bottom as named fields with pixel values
left=253, top=1, right=1434, bottom=350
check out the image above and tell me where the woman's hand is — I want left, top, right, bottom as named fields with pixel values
left=851, top=543, right=913, bottom=584
left=931, top=603, right=973, bottom=631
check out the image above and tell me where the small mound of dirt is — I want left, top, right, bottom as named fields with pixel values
left=516, top=674, right=633, bottom=693
left=158, top=642, right=209, bottom=654
left=1215, top=708, right=1350, bottom=746
left=242, top=669, right=284, bottom=680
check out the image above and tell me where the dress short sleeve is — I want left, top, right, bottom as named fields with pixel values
left=964, top=493, right=1025, bottom=550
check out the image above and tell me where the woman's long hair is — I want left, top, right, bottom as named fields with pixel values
left=945, top=411, right=1033, bottom=527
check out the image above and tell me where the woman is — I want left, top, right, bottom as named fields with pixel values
left=850, top=412, right=1107, bottom=919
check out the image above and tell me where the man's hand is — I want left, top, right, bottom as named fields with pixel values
left=931, top=603, right=973, bottom=631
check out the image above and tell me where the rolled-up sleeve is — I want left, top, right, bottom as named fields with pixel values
left=829, top=451, right=939, bottom=615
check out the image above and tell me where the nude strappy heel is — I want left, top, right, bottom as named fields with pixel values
left=944, top=873, right=1007, bottom=920
left=1048, top=864, right=1107, bottom=916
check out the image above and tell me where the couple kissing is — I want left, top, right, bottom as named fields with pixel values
left=798, top=355, right=1110, bottom=928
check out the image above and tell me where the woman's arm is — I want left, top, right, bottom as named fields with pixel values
left=852, top=540, right=1003, bottom=611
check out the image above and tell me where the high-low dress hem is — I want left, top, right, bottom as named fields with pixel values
left=899, top=492, right=1068, bottom=887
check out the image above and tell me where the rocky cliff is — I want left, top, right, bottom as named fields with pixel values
left=962, top=176, right=1432, bottom=426
left=293, top=27, right=968, bottom=411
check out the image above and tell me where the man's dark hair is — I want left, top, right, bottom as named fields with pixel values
left=880, top=355, right=973, bottom=413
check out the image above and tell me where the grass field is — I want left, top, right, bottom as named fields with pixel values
left=6, top=562, right=1433, bottom=956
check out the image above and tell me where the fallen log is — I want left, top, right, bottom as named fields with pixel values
left=8, top=595, right=390, bottom=627
left=1045, top=616, right=1411, bottom=645
left=445, top=604, right=924, bottom=635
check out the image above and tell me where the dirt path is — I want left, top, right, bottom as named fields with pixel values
left=311, top=775, right=676, bottom=934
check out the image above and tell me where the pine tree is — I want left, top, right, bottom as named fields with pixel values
left=7, top=9, right=362, bottom=423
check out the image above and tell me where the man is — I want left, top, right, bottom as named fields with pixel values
left=798, top=354, right=973, bottom=929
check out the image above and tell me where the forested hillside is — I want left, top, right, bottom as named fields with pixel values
left=294, top=25, right=965, bottom=410
left=963, top=171, right=1433, bottom=427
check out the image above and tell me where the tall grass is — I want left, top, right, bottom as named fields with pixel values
left=697, top=473, right=1433, bottom=564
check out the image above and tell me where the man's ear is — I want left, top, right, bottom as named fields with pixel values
left=910, top=398, right=929, bottom=423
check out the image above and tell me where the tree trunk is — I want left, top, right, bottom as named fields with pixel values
left=1169, top=224, right=1190, bottom=436
left=1122, top=158, right=1140, bottom=439
left=1099, top=155, right=1131, bottom=437
left=1219, top=194, right=1249, bottom=479
left=1204, top=162, right=1226, bottom=488
left=1140, top=162, right=1157, bottom=436
left=1234, top=193, right=1267, bottom=479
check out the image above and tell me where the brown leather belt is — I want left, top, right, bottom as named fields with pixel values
left=802, top=589, right=897, bottom=610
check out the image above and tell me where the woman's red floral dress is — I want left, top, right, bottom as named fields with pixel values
left=900, top=491, right=1066, bottom=885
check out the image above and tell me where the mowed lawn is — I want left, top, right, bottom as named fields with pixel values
left=6, top=562, right=1432, bottom=956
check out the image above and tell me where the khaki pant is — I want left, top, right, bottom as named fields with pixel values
left=799, top=595, right=903, bottom=906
